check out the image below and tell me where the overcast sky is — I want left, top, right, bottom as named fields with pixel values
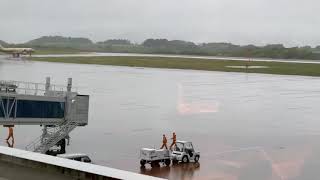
left=0, top=0, right=319, bottom=46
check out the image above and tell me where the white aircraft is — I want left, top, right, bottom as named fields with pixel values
left=0, top=44, right=35, bottom=58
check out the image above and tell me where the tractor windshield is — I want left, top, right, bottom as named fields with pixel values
left=175, top=142, right=184, bottom=152
left=185, top=142, right=194, bottom=151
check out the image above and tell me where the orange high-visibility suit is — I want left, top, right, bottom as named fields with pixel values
left=170, top=132, right=176, bottom=150
left=6, top=127, right=14, bottom=142
left=160, top=135, right=168, bottom=149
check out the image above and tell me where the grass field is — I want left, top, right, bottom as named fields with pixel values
left=30, top=56, right=320, bottom=77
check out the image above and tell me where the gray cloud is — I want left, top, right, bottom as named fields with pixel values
left=0, top=0, right=319, bottom=46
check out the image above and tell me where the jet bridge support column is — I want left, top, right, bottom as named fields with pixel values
left=67, top=78, right=72, bottom=92
left=45, top=77, right=50, bottom=92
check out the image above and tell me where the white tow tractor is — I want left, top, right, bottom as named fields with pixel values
left=140, top=148, right=171, bottom=168
left=170, top=141, right=200, bottom=164
left=140, top=140, right=200, bottom=167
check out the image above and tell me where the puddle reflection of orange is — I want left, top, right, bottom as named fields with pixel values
left=210, top=145, right=311, bottom=180
left=178, top=102, right=219, bottom=115
left=140, top=163, right=200, bottom=180
left=177, top=84, right=219, bottom=115
left=216, top=160, right=245, bottom=169
left=264, top=146, right=311, bottom=180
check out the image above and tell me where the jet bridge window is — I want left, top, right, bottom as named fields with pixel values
left=16, top=100, right=65, bottom=118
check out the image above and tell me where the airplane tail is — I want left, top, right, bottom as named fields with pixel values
left=0, top=44, right=3, bottom=49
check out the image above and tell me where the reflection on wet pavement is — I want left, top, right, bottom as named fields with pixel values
left=0, top=56, right=320, bottom=179
left=140, top=163, right=200, bottom=180
left=6, top=140, right=14, bottom=148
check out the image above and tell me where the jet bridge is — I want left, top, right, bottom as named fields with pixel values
left=0, top=77, right=88, bottom=126
left=0, top=77, right=89, bottom=154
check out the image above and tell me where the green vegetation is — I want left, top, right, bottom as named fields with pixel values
left=97, top=39, right=131, bottom=45
left=27, top=36, right=93, bottom=47
left=2, top=36, right=320, bottom=60
left=30, top=56, right=320, bottom=77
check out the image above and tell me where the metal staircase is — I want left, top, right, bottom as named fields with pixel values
left=25, top=120, right=78, bottom=153
left=25, top=77, right=83, bottom=153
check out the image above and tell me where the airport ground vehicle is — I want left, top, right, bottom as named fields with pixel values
left=57, top=153, right=92, bottom=163
left=140, top=148, right=171, bottom=167
left=170, top=141, right=200, bottom=164
left=140, top=140, right=200, bottom=167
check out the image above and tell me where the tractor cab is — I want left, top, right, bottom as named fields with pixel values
left=171, top=141, right=200, bottom=163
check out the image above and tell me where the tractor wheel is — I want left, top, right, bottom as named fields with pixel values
left=182, top=156, right=189, bottom=163
left=140, top=159, right=146, bottom=166
left=194, top=155, right=200, bottom=163
left=165, top=159, right=171, bottom=166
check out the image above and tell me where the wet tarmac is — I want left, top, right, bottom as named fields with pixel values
left=0, top=56, right=320, bottom=179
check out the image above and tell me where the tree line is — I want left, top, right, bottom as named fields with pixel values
left=1, top=36, right=320, bottom=60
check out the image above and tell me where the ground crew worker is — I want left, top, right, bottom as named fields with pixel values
left=170, top=132, right=177, bottom=150
left=6, top=127, right=14, bottom=142
left=160, top=134, right=168, bottom=149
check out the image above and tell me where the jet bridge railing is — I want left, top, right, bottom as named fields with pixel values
left=0, top=80, right=78, bottom=97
